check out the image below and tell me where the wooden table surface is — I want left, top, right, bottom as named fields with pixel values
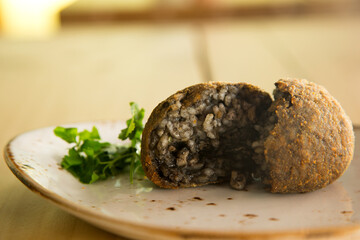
left=1, top=14, right=360, bottom=240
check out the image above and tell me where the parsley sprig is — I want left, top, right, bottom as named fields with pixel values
left=54, top=102, right=145, bottom=184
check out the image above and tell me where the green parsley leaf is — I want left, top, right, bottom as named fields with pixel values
left=120, top=118, right=135, bottom=140
left=61, top=148, right=83, bottom=168
left=54, top=127, right=78, bottom=144
left=90, top=173, right=99, bottom=184
left=54, top=102, right=145, bottom=184
left=79, top=126, right=100, bottom=141
left=80, top=140, right=110, bottom=157
left=119, top=102, right=145, bottom=146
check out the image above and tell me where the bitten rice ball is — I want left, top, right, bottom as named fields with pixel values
left=140, top=79, right=354, bottom=193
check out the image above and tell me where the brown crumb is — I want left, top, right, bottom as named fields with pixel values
left=206, top=203, right=216, bottom=206
left=166, top=207, right=176, bottom=211
left=244, top=214, right=258, bottom=218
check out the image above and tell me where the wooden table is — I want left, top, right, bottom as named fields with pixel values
left=1, top=14, right=360, bottom=239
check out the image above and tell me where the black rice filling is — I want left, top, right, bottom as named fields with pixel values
left=149, top=85, right=275, bottom=189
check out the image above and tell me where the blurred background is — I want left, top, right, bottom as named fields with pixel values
left=1, top=0, right=360, bottom=239
left=1, top=0, right=360, bottom=129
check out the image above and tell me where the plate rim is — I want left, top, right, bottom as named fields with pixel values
left=3, top=122, right=360, bottom=239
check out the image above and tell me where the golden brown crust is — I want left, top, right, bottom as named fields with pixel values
left=141, top=82, right=271, bottom=189
left=263, top=79, right=355, bottom=193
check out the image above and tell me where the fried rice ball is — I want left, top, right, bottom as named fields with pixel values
left=140, top=79, right=354, bottom=193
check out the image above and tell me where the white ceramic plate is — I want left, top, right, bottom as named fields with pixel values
left=4, top=121, right=360, bottom=240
